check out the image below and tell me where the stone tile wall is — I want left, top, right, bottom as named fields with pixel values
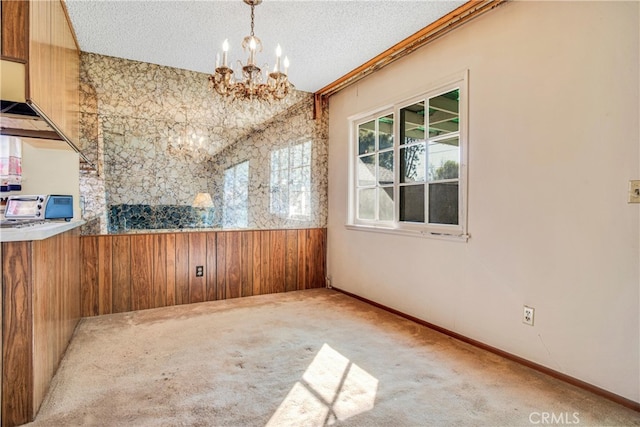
left=78, top=53, right=327, bottom=234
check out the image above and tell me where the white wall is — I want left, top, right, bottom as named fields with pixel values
left=327, top=1, right=639, bottom=402
left=22, top=139, right=81, bottom=220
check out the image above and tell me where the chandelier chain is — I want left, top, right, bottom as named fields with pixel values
left=250, top=4, right=255, bottom=37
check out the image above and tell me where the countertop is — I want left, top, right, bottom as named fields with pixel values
left=0, top=220, right=85, bottom=242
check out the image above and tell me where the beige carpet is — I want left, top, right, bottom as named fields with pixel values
left=28, top=289, right=639, bottom=426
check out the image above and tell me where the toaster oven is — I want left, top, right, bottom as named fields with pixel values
left=4, top=195, right=73, bottom=221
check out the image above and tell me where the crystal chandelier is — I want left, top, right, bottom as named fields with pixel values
left=209, top=0, right=293, bottom=102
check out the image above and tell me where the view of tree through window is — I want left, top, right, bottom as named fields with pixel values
left=357, top=114, right=394, bottom=221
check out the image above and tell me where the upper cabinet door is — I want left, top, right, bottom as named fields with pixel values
left=28, top=0, right=79, bottom=147
left=1, top=0, right=29, bottom=61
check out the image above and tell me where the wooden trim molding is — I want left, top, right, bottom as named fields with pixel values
left=332, top=287, right=640, bottom=413
left=314, top=0, right=507, bottom=102
left=60, top=0, right=80, bottom=52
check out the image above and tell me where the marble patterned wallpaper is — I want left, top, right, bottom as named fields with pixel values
left=78, top=53, right=327, bottom=234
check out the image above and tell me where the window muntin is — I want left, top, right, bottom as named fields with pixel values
left=351, top=76, right=467, bottom=238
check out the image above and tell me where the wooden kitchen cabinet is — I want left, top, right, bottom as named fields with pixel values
left=0, top=0, right=29, bottom=61
left=1, top=0, right=80, bottom=147
left=28, top=0, right=80, bottom=146
left=1, top=228, right=81, bottom=427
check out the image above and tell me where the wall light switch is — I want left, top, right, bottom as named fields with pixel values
left=629, top=180, right=640, bottom=204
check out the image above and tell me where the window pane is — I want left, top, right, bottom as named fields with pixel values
left=400, top=145, right=425, bottom=183
left=399, top=184, right=424, bottom=223
left=429, top=89, right=459, bottom=138
left=358, top=121, right=375, bottom=155
left=223, top=161, right=249, bottom=228
left=292, top=143, right=303, bottom=166
left=358, top=188, right=376, bottom=220
left=357, top=155, right=376, bottom=186
left=429, top=182, right=459, bottom=225
left=302, top=141, right=312, bottom=164
left=378, top=114, right=394, bottom=150
left=378, top=151, right=394, bottom=185
left=400, top=102, right=425, bottom=145
left=290, top=191, right=310, bottom=217
left=379, top=187, right=394, bottom=221
left=428, top=136, right=459, bottom=181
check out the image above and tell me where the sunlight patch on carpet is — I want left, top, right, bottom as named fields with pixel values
left=267, top=343, right=378, bottom=426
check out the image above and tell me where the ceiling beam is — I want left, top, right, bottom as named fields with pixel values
left=314, top=0, right=507, bottom=104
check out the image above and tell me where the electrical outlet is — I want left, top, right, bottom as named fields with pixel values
left=195, top=266, right=204, bottom=277
left=629, top=180, right=640, bottom=203
left=523, top=306, right=534, bottom=326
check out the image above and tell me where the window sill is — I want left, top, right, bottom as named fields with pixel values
left=345, top=224, right=469, bottom=242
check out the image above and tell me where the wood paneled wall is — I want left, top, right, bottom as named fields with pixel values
left=80, top=228, right=327, bottom=317
left=1, top=228, right=81, bottom=427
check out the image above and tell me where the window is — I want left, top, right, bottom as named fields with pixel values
left=270, top=141, right=312, bottom=220
left=350, top=73, right=468, bottom=239
left=223, top=161, right=249, bottom=228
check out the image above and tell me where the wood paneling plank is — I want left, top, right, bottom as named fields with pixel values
left=206, top=233, right=217, bottom=301
left=252, top=231, right=263, bottom=296
left=297, top=229, right=308, bottom=290
left=2, top=241, right=33, bottom=426
left=98, top=236, right=112, bottom=315
left=111, top=235, right=131, bottom=313
left=216, top=232, right=226, bottom=300
left=225, top=232, right=242, bottom=299
left=260, top=230, right=271, bottom=294
left=80, top=236, right=98, bottom=316
left=241, top=232, right=253, bottom=297
left=307, top=228, right=327, bottom=289
left=165, top=234, right=176, bottom=306
left=152, top=234, right=167, bottom=308
left=270, top=230, right=286, bottom=294
left=188, top=233, right=206, bottom=304
left=130, top=235, right=153, bottom=311
left=175, top=233, right=190, bottom=305
left=285, top=230, right=298, bottom=292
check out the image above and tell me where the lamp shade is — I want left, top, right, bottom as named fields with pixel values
left=192, top=192, right=213, bottom=208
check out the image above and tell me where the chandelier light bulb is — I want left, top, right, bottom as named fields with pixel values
left=274, top=44, right=282, bottom=72
left=222, top=39, right=229, bottom=67
left=283, top=56, right=290, bottom=75
left=248, top=38, right=257, bottom=65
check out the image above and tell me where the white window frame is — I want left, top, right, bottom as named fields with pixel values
left=347, top=71, right=469, bottom=241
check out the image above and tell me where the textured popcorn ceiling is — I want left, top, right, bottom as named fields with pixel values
left=65, top=0, right=466, bottom=93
